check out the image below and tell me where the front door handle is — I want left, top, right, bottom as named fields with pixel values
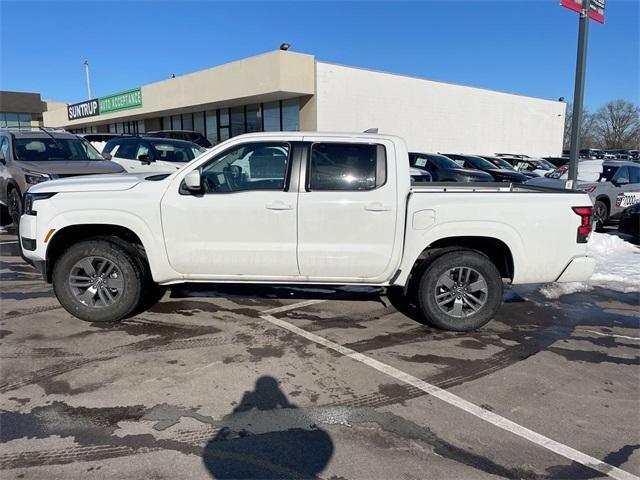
left=365, top=202, right=392, bottom=212
left=266, top=201, right=293, bottom=211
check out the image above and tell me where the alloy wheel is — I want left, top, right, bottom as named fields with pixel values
left=68, top=256, right=124, bottom=308
left=434, top=266, right=488, bottom=318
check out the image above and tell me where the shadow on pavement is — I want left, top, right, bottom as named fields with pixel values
left=202, top=376, right=334, bottom=479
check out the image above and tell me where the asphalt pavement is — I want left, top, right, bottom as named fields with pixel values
left=0, top=229, right=638, bottom=479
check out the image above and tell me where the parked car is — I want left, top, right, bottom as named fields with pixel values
left=630, top=150, right=639, bottom=161
left=618, top=203, right=639, bottom=243
left=527, top=160, right=640, bottom=230
left=20, top=132, right=595, bottom=330
left=579, top=148, right=605, bottom=159
left=500, top=157, right=555, bottom=177
left=147, top=130, right=212, bottom=148
left=479, top=155, right=539, bottom=179
left=409, top=152, right=493, bottom=182
left=102, top=136, right=206, bottom=173
left=409, top=167, right=432, bottom=184
left=605, top=149, right=633, bottom=160
left=78, top=133, right=124, bottom=153
left=495, top=153, right=530, bottom=159
left=0, top=128, right=124, bottom=226
left=443, top=154, right=529, bottom=183
left=542, top=157, right=569, bottom=168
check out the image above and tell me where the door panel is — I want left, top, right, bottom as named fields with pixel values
left=160, top=141, right=299, bottom=278
left=297, top=139, right=398, bottom=280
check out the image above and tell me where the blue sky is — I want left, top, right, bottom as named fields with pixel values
left=1, top=0, right=638, bottom=111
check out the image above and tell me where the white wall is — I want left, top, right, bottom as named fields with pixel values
left=315, top=63, right=566, bottom=157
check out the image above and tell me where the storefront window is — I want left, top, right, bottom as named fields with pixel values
left=19, top=113, right=31, bottom=126
left=219, top=126, right=230, bottom=142
left=230, top=106, right=245, bottom=136
left=263, top=102, right=280, bottom=131
left=137, top=120, right=145, bottom=133
left=205, top=110, right=217, bottom=144
left=171, top=115, right=181, bottom=130
left=182, top=113, right=193, bottom=131
left=4, top=113, right=19, bottom=127
left=282, top=99, right=299, bottom=131
left=246, top=104, right=261, bottom=133
left=194, top=112, right=205, bottom=136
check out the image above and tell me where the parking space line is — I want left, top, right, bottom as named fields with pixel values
left=261, top=299, right=328, bottom=315
left=579, top=329, right=640, bottom=341
left=260, top=312, right=639, bottom=480
left=0, top=241, right=18, bottom=245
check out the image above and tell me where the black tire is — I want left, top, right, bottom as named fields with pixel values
left=8, top=188, right=21, bottom=227
left=593, top=200, right=608, bottom=232
left=131, top=281, right=167, bottom=316
left=416, top=250, right=503, bottom=331
left=52, top=239, right=144, bottom=322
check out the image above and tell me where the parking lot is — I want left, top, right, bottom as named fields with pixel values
left=0, top=228, right=638, bottom=479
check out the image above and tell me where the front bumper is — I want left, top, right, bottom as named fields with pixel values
left=555, top=256, right=596, bottom=283
left=18, top=214, right=49, bottom=281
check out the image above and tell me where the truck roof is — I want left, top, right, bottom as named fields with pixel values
left=229, top=131, right=405, bottom=142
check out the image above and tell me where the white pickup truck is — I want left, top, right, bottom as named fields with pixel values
left=19, top=132, right=596, bottom=331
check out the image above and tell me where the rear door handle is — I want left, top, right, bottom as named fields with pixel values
left=365, top=202, right=392, bottom=212
left=266, top=201, right=293, bottom=211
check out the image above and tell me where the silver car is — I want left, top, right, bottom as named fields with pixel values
left=527, top=161, right=640, bottom=230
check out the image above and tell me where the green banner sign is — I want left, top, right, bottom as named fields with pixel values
left=99, top=88, right=142, bottom=114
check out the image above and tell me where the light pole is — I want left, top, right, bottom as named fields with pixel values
left=566, top=0, right=591, bottom=189
left=84, top=60, right=93, bottom=100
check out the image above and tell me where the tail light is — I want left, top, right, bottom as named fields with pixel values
left=572, top=206, right=593, bottom=243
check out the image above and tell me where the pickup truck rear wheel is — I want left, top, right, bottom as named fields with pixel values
left=53, top=240, right=143, bottom=322
left=417, top=251, right=502, bottom=331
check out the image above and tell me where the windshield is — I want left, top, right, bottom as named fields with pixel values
left=413, top=154, right=459, bottom=169
left=536, top=158, right=555, bottom=170
left=150, top=141, right=205, bottom=162
left=14, top=137, right=103, bottom=161
left=486, top=157, right=514, bottom=170
left=467, top=156, right=498, bottom=170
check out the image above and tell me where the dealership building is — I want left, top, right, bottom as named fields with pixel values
left=41, top=50, right=566, bottom=156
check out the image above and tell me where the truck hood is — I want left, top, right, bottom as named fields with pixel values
left=14, top=160, right=125, bottom=176
left=27, top=172, right=167, bottom=194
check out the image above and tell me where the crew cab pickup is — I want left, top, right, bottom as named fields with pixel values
left=19, top=132, right=596, bottom=331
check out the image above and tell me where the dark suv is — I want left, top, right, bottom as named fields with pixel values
left=409, top=152, right=493, bottom=182
left=146, top=130, right=212, bottom=148
left=443, top=154, right=529, bottom=183
left=0, top=128, right=124, bottom=226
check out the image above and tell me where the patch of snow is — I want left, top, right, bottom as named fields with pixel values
left=540, top=232, right=640, bottom=298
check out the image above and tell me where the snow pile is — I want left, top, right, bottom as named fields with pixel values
left=540, top=232, right=640, bottom=298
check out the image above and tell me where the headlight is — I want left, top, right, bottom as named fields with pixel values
left=23, top=192, right=57, bottom=216
left=24, top=172, right=51, bottom=186
left=580, top=185, right=597, bottom=193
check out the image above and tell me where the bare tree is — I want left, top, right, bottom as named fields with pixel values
left=563, top=103, right=596, bottom=149
left=592, top=99, right=640, bottom=149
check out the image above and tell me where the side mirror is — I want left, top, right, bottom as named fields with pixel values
left=138, top=154, right=153, bottom=165
left=184, top=170, right=202, bottom=192
left=614, top=178, right=629, bottom=186
left=102, top=152, right=112, bottom=160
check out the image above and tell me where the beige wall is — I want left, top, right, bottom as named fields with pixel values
left=315, top=62, right=566, bottom=157
left=44, top=50, right=316, bottom=129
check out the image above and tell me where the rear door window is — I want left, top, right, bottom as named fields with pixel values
left=308, top=143, right=386, bottom=191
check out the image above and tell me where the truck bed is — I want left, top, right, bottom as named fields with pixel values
left=410, top=182, right=582, bottom=194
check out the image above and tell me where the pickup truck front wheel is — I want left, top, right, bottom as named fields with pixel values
left=417, top=251, right=503, bottom=331
left=53, top=240, right=143, bottom=322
